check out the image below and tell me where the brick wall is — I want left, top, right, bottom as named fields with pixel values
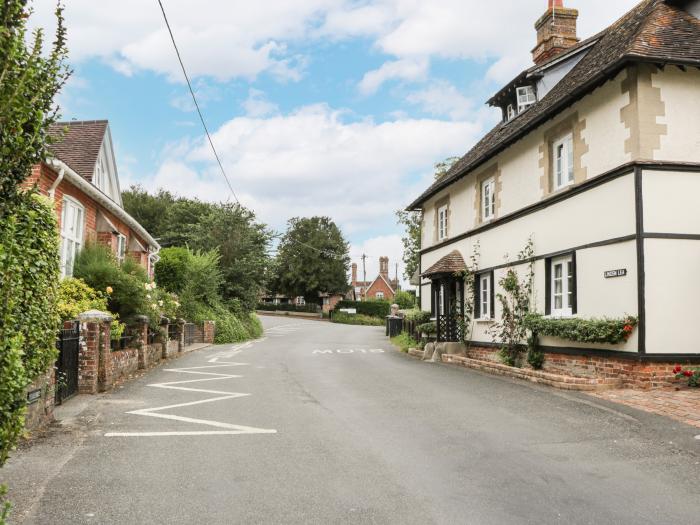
left=23, top=369, right=55, bottom=432
left=464, top=345, right=685, bottom=390
left=110, top=348, right=139, bottom=385
left=365, top=278, right=395, bottom=301
left=203, top=321, right=215, bottom=344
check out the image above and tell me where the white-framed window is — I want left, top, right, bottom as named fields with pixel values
left=376, top=291, right=384, bottom=300
left=437, top=205, right=448, bottom=241
left=506, top=104, right=516, bottom=121
left=516, top=86, right=537, bottom=113
left=59, top=197, right=85, bottom=277
left=551, top=255, right=575, bottom=317
left=116, top=234, right=127, bottom=265
left=481, top=177, right=496, bottom=222
left=479, top=273, right=491, bottom=319
left=552, top=134, right=574, bottom=190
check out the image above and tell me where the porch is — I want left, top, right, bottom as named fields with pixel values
left=422, top=250, right=467, bottom=343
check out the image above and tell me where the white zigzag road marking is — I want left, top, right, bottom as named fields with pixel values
left=105, top=343, right=276, bottom=437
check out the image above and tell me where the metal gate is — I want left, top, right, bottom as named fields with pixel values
left=56, top=321, right=80, bottom=404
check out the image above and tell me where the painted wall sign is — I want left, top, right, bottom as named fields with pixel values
left=604, top=269, right=627, bottom=278
left=26, top=389, right=42, bottom=405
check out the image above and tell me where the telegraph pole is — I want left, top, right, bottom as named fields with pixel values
left=361, top=254, right=367, bottom=301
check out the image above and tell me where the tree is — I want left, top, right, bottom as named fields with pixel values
left=191, top=203, right=272, bottom=310
left=394, top=290, right=416, bottom=309
left=0, top=0, right=69, bottom=473
left=274, top=217, right=350, bottom=303
left=396, top=209, right=421, bottom=282
left=433, top=156, right=460, bottom=180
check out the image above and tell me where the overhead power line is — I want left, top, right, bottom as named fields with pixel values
left=154, top=1, right=362, bottom=264
left=156, top=0, right=240, bottom=205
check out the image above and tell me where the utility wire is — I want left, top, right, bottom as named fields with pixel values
left=156, top=0, right=240, bottom=205
left=155, top=0, right=359, bottom=263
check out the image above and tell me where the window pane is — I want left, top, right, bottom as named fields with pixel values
left=555, top=295, right=562, bottom=309
left=567, top=139, right=574, bottom=182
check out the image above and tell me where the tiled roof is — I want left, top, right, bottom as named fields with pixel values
left=408, top=0, right=700, bottom=209
left=422, top=250, right=466, bottom=277
left=48, top=120, right=108, bottom=182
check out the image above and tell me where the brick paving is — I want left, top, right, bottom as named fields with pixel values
left=590, top=387, right=700, bottom=428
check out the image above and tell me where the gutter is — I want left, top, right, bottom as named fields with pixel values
left=47, top=158, right=161, bottom=252
left=47, top=159, right=65, bottom=200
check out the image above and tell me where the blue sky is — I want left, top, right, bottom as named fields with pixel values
left=34, top=0, right=639, bottom=282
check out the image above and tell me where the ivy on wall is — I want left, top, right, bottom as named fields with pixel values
left=0, top=193, right=61, bottom=465
left=524, top=314, right=638, bottom=345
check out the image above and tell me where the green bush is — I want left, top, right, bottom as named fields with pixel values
left=391, top=332, right=421, bottom=353
left=523, top=314, right=638, bottom=345
left=394, top=290, right=416, bottom=309
left=331, top=312, right=384, bottom=326
left=154, top=246, right=191, bottom=295
left=256, top=302, right=320, bottom=313
left=0, top=193, right=61, bottom=466
left=404, top=309, right=431, bottom=324
left=417, top=321, right=437, bottom=335
left=334, top=300, right=391, bottom=318
left=57, top=277, right=108, bottom=320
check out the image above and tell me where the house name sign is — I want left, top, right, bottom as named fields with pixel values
left=604, top=269, right=627, bottom=279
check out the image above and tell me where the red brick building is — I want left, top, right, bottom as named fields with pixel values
left=24, top=120, right=159, bottom=277
left=350, top=256, right=400, bottom=301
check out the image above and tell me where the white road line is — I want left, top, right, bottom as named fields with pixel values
left=105, top=350, right=276, bottom=437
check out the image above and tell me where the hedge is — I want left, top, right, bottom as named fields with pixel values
left=334, top=300, right=391, bottom=318
left=523, top=314, right=638, bottom=345
left=331, top=312, right=384, bottom=326
left=0, top=193, right=61, bottom=466
left=257, top=302, right=320, bottom=313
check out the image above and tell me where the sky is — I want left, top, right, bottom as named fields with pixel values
left=32, top=0, right=640, bottom=285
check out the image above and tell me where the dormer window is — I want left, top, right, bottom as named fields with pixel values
left=516, top=86, right=537, bottom=113
left=506, top=104, right=516, bottom=121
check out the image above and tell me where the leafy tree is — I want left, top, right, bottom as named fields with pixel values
left=120, top=186, right=175, bottom=241
left=274, top=217, right=350, bottom=303
left=396, top=209, right=421, bottom=282
left=433, top=156, right=460, bottom=180
left=154, top=246, right=191, bottom=295
left=0, top=0, right=69, bottom=475
left=191, top=203, right=272, bottom=310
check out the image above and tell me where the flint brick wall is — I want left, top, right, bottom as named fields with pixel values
left=203, top=321, right=215, bottom=344
left=110, top=348, right=139, bottom=385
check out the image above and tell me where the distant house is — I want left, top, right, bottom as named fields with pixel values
left=24, top=120, right=160, bottom=278
left=350, top=256, right=400, bottom=301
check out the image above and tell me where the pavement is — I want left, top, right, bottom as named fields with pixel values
left=2, top=315, right=699, bottom=525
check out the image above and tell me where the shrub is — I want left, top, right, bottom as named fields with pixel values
left=334, top=300, right=391, bottom=318
left=154, top=246, right=190, bottom=294
left=331, top=312, right=384, bottom=326
left=394, top=290, right=416, bottom=309
left=404, top=309, right=431, bottom=324
left=526, top=333, right=545, bottom=370
left=57, top=277, right=108, bottom=320
left=391, top=332, right=420, bottom=353
left=417, top=321, right=437, bottom=335
left=256, top=302, right=320, bottom=313
left=673, top=366, right=699, bottom=388
left=0, top=193, right=61, bottom=466
left=73, top=243, right=147, bottom=323
left=523, top=314, right=638, bottom=345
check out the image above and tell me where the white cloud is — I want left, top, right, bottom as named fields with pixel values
left=138, top=104, right=484, bottom=238
left=406, top=80, right=476, bottom=121
left=242, top=89, right=279, bottom=117
left=32, top=1, right=641, bottom=87
left=359, top=57, right=429, bottom=95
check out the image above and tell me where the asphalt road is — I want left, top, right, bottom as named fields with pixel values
left=3, top=315, right=700, bottom=524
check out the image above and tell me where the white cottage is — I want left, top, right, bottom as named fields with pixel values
left=408, top=0, right=700, bottom=387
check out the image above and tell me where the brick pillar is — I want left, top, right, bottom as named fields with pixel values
left=160, top=317, right=169, bottom=359
left=177, top=319, right=185, bottom=353
left=78, top=310, right=113, bottom=395
left=203, top=320, right=215, bottom=344
left=135, top=315, right=149, bottom=370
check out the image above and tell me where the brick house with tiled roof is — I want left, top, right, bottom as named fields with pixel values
left=408, top=0, right=700, bottom=386
left=24, top=120, right=159, bottom=278
left=350, top=256, right=400, bottom=301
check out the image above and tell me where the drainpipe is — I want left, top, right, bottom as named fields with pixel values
left=47, top=159, right=64, bottom=201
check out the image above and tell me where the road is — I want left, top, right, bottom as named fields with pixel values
left=3, top=315, right=700, bottom=524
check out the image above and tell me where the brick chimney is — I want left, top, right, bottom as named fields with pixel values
left=379, top=257, right=389, bottom=280
left=532, top=0, right=579, bottom=65
left=351, top=263, right=358, bottom=285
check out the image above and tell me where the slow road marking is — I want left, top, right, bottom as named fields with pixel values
left=106, top=343, right=276, bottom=437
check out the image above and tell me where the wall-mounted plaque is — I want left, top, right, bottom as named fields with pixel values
left=604, top=269, right=627, bottom=279
left=27, top=389, right=42, bottom=405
